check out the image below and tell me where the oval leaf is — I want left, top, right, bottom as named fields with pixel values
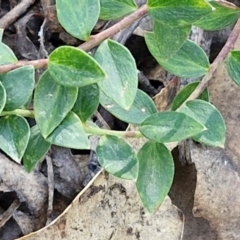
left=0, top=66, right=35, bottom=111
left=100, top=89, right=157, bottom=125
left=73, top=84, right=99, bottom=123
left=145, top=22, right=191, bottom=61
left=0, top=115, right=30, bottom=163
left=136, top=141, right=174, bottom=213
left=226, top=50, right=240, bottom=87
left=56, top=0, right=100, bottom=40
left=100, top=0, right=138, bottom=20
left=194, top=1, right=240, bottom=31
left=0, top=82, right=6, bottom=114
left=48, top=46, right=106, bottom=87
left=46, top=112, right=89, bottom=149
left=171, top=81, right=209, bottom=111
left=0, top=42, right=18, bottom=65
left=96, top=135, right=138, bottom=180
left=148, top=0, right=212, bottom=25
left=23, top=125, right=51, bottom=173
left=148, top=40, right=210, bottom=78
left=140, top=111, right=205, bottom=143
left=178, top=99, right=226, bottom=147
left=94, top=39, right=138, bottom=110
left=34, top=70, right=78, bottom=138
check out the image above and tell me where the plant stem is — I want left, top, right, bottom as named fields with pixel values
left=83, top=124, right=143, bottom=138
left=80, top=4, right=148, bottom=52
left=0, top=4, right=148, bottom=74
left=185, top=17, right=240, bottom=102
left=0, top=109, right=34, bottom=118
left=0, top=109, right=144, bottom=138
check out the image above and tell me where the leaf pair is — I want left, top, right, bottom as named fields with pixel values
left=96, top=135, right=174, bottom=213
left=34, top=71, right=89, bottom=148
left=35, top=38, right=138, bottom=150
left=0, top=65, right=35, bottom=163
left=140, top=82, right=225, bottom=148
left=146, top=0, right=239, bottom=77
left=172, top=82, right=226, bottom=147
left=46, top=39, right=138, bottom=109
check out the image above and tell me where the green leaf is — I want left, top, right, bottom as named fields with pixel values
left=171, top=81, right=209, bottom=111
left=194, top=1, right=240, bottom=31
left=0, top=66, right=35, bottom=111
left=48, top=46, right=106, bottom=87
left=96, top=135, right=138, bottom=180
left=136, top=141, right=174, bottom=213
left=100, top=0, right=138, bottom=20
left=46, top=112, right=90, bottom=149
left=34, top=70, right=78, bottom=138
left=23, top=125, right=51, bottom=173
left=100, top=89, right=157, bottom=125
left=148, top=0, right=212, bottom=26
left=226, top=50, right=240, bottom=87
left=72, top=84, right=99, bottom=123
left=178, top=99, right=226, bottom=147
left=145, top=22, right=191, bottom=60
left=147, top=39, right=210, bottom=78
left=0, top=115, right=30, bottom=163
left=140, top=111, right=205, bottom=143
left=0, top=82, right=6, bottom=114
left=94, top=39, right=138, bottom=110
left=0, top=42, right=18, bottom=65
left=56, top=0, right=100, bottom=40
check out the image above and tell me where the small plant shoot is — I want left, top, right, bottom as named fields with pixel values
left=0, top=0, right=238, bottom=213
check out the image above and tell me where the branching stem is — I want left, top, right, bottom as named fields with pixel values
left=0, top=109, right=144, bottom=138
left=0, top=4, right=148, bottom=73
left=1, top=5, right=240, bottom=140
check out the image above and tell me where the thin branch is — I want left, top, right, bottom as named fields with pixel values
left=0, top=59, right=48, bottom=73
left=0, top=199, right=21, bottom=228
left=0, top=0, right=36, bottom=29
left=80, top=4, right=148, bottom=51
left=0, top=4, right=148, bottom=73
left=185, top=18, right=240, bottom=102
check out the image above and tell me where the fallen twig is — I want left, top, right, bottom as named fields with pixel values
left=0, top=0, right=36, bottom=29
left=46, top=155, right=54, bottom=225
left=0, top=199, right=21, bottom=228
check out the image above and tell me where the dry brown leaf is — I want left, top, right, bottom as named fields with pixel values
left=17, top=171, right=184, bottom=240
left=170, top=150, right=217, bottom=240
left=153, top=76, right=180, bottom=111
